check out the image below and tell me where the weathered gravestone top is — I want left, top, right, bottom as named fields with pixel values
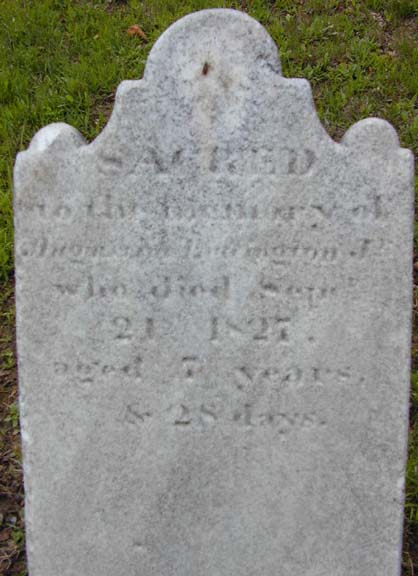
left=14, top=9, right=414, bottom=576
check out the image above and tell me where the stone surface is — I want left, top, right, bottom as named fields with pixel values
left=14, top=9, right=414, bottom=576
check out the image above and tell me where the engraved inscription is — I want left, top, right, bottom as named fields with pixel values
left=53, top=356, right=142, bottom=384
left=213, top=315, right=291, bottom=343
left=113, top=317, right=133, bottom=340
left=16, top=236, right=382, bottom=264
left=17, top=186, right=384, bottom=224
left=125, top=401, right=326, bottom=434
left=53, top=354, right=359, bottom=391
left=126, top=404, right=152, bottom=425
left=233, top=364, right=357, bottom=391
left=48, top=273, right=345, bottom=312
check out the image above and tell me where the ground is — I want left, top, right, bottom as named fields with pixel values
left=0, top=1, right=417, bottom=574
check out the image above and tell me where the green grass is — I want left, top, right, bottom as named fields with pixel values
left=407, top=371, right=418, bottom=523
left=0, top=0, right=417, bottom=574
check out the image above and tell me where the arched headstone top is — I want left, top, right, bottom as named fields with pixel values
left=144, top=9, right=282, bottom=83
left=19, top=8, right=411, bottom=176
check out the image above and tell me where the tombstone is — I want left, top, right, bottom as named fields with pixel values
left=14, top=8, right=414, bottom=576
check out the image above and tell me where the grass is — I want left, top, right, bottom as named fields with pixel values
left=0, top=0, right=417, bottom=574
left=407, top=371, right=418, bottom=521
left=0, top=281, right=24, bottom=575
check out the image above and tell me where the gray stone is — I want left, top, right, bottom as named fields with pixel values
left=14, top=9, right=414, bottom=576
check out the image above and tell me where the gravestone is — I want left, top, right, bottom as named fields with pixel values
left=14, top=9, right=414, bottom=576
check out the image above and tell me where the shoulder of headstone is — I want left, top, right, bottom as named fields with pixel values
left=19, top=122, right=86, bottom=157
left=14, top=123, right=86, bottom=183
left=341, top=117, right=413, bottom=159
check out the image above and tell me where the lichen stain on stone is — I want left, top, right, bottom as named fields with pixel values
left=202, top=62, right=211, bottom=76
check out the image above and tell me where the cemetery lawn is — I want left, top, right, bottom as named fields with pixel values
left=0, top=0, right=417, bottom=574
